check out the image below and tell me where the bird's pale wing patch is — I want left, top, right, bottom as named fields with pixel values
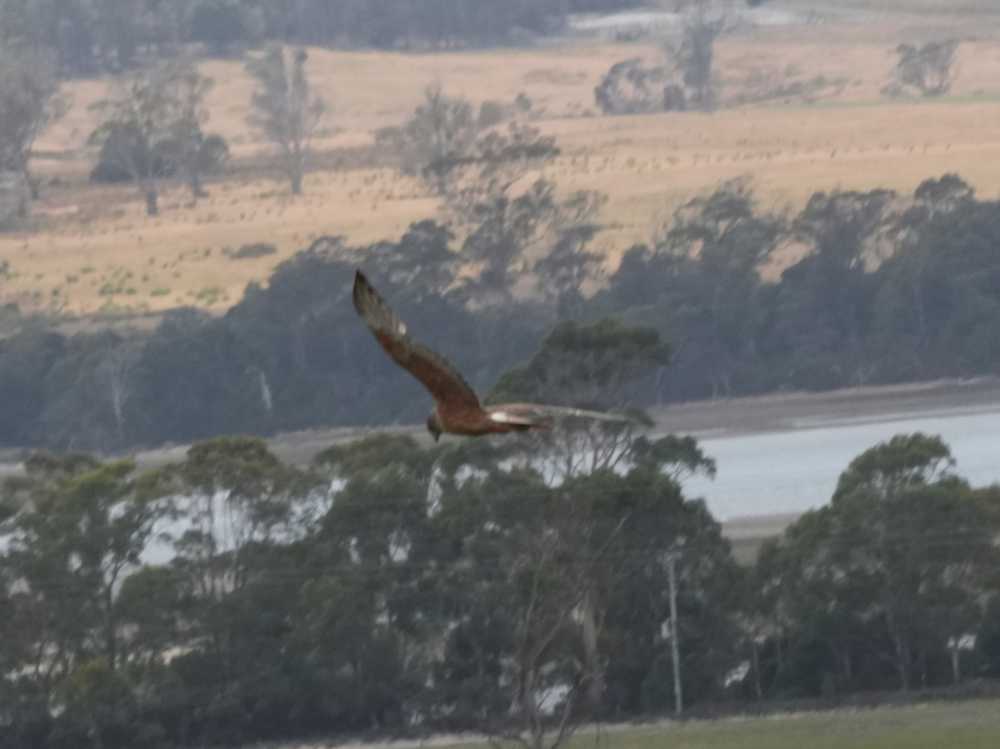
left=492, top=403, right=637, bottom=424
left=488, top=410, right=536, bottom=425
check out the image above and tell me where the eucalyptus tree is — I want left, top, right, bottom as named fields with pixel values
left=245, top=45, right=326, bottom=195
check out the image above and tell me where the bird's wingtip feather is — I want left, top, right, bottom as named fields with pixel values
left=352, top=269, right=372, bottom=312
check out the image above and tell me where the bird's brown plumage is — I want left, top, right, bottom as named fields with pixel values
left=352, top=270, right=480, bottom=412
left=352, top=270, right=632, bottom=439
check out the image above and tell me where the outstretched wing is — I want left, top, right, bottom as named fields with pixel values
left=486, top=403, right=639, bottom=427
left=353, top=270, right=481, bottom=411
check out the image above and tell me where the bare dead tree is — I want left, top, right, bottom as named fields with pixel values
left=375, top=84, right=481, bottom=194
left=663, top=1, right=728, bottom=111
left=245, top=45, right=326, bottom=195
left=0, top=43, right=67, bottom=203
left=165, top=63, right=223, bottom=202
left=99, top=342, right=141, bottom=441
left=91, top=60, right=209, bottom=216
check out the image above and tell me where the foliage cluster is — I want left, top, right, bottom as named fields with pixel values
left=595, top=2, right=727, bottom=115
left=0, top=0, right=646, bottom=74
left=0, top=172, right=997, bottom=451
left=886, top=39, right=960, bottom=98
left=1, top=428, right=998, bottom=748
left=88, top=59, right=229, bottom=214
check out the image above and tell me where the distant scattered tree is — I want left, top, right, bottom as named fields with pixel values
left=533, top=193, right=607, bottom=319
left=460, top=179, right=557, bottom=302
left=594, top=58, right=668, bottom=115
left=90, top=60, right=213, bottom=215
left=596, top=2, right=726, bottom=115
left=432, top=121, right=559, bottom=196
left=0, top=169, right=29, bottom=227
left=417, top=121, right=565, bottom=301
left=375, top=85, right=481, bottom=194
left=245, top=45, right=326, bottom=195
left=0, top=43, right=65, bottom=202
left=426, top=122, right=605, bottom=305
left=89, top=124, right=170, bottom=185
left=159, top=65, right=228, bottom=201
left=664, top=1, right=728, bottom=111
left=887, top=40, right=959, bottom=98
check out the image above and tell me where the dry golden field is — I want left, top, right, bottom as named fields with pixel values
left=6, top=4, right=1000, bottom=317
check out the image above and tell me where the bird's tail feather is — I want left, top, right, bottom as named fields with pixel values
left=493, top=403, right=640, bottom=425
left=534, top=405, right=638, bottom=423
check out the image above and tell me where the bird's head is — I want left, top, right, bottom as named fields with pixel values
left=426, top=412, right=442, bottom=443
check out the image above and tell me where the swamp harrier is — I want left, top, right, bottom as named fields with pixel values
left=353, top=271, right=631, bottom=441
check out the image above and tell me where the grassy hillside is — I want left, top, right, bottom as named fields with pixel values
left=440, top=700, right=1000, bottom=749
left=5, top=6, right=1000, bottom=317
left=594, top=700, right=1000, bottom=749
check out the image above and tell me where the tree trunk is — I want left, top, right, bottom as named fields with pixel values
left=145, top=188, right=159, bottom=216
left=189, top=170, right=207, bottom=201
left=841, top=650, right=853, bottom=684
left=893, top=634, right=910, bottom=692
left=105, top=584, right=117, bottom=671
left=950, top=646, right=962, bottom=685
left=751, top=640, right=763, bottom=700
left=521, top=665, right=542, bottom=749
left=23, top=166, right=39, bottom=200
left=290, top=170, right=303, bottom=195
left=580, top=588, right=603, bottom=709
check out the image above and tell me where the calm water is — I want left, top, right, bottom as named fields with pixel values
left=4, top=402, right=998, bottom=561
left=685, top=407, right=1000, bottom=521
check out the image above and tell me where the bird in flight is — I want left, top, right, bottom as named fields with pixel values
left=353, top=270, right=631, bottom=441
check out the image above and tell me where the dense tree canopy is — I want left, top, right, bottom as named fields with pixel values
left=2, top=428, right=998, bottom=748
left=3, top=174, right=1000, bottom=452
left=0, top=0, right=647, bottom=74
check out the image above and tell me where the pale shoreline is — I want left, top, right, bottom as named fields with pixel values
left=5, top=376, right=1000, bottom=546
left=651, top=376, right=1000, bottom=439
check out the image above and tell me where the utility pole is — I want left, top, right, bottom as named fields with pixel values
left=667, top=551, right=683, bottom=716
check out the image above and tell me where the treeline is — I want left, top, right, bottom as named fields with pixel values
left=1, top=174, right=999, bottom=453
left=2, top=425, right=999, bottom=748
left=0, top=0, right=644, bottom=73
